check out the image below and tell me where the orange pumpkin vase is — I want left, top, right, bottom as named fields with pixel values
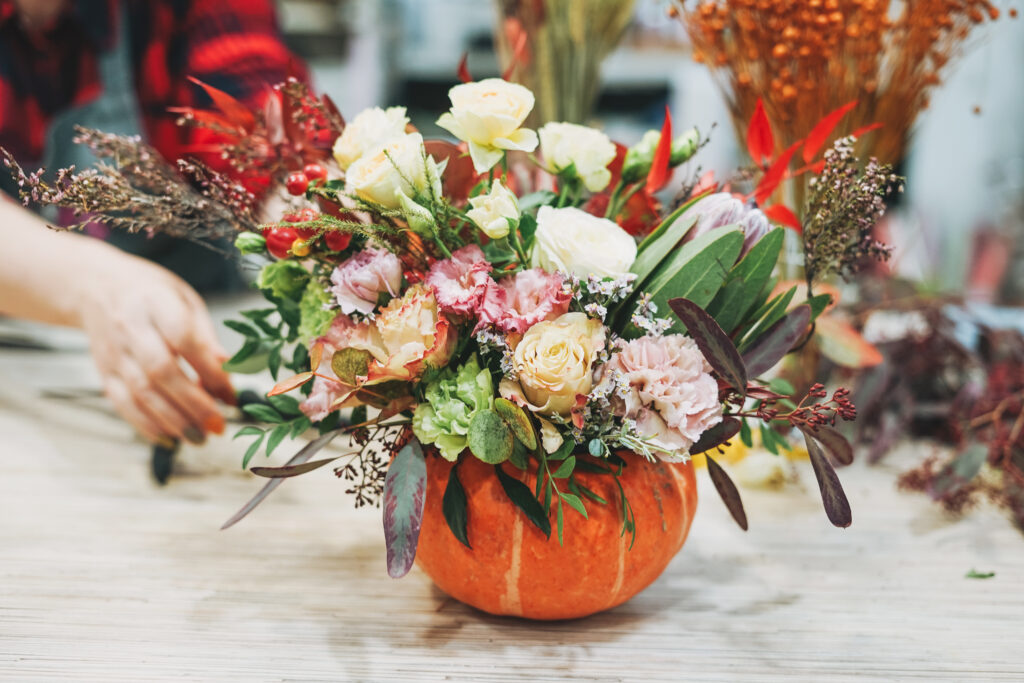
left=416, top=451, right=698, bottom=620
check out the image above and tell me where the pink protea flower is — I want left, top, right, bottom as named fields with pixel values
left=425, top=244, right=493, bottom=316
left=477, top=268, right=571, bottom=334
left=330, top=247, right=403, bottom=315
left=680, top=192, right=771, bottom=256
left=602, top=334, right=723, bottom=460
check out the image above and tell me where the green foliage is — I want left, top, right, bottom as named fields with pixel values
left=412, top=355, right=495, bottom=462
left=331, top=347, right=372, bottom=385
left=737, top=285, right=798, bottom=352
left=298, top=279, right=335, bottom=344
left=705, top=227, right=785, bottom=334
left=494, top=464, right=551, bottom=538
left=467, top=410, right=514, bottom=464
left=493, top=398, right=537, bottom=451
left=442, top=465, right=471, bottom=548
left=258, top=260, right=309, bottom=301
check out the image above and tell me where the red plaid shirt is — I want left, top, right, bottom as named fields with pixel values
left=0, top=0, right=304, bottom=167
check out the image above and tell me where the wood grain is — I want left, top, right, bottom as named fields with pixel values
left=1, top=314, right=1022, bottom=681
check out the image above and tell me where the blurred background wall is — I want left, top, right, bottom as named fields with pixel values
left=276, top=0, right=1024, bottom=296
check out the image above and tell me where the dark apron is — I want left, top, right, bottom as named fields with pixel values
left=41, top=6, right=243, bottom=294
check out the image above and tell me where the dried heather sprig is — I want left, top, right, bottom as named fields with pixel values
left=802, top=136, right=901, bottom=286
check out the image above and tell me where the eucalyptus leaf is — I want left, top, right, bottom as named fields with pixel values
left=442, top=464, right=471, bottom=548
left=804, top=433, right=853, bottom=528
left=495, top=465, right=551, bottom=537
left=468, top=409, right=514, bottom=464
left=705, top=454, right=749, bottom=531
left=382, top=439, right=428, bottom=578
left=668, top=297, right=747, bottom=394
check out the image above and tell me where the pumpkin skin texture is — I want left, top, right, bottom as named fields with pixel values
left=416, top=452, right=698, bottom=620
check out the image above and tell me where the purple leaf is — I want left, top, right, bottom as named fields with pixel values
left=800, top=424, right=854, bottom=467
left=250, top=455, right=342, bottom=478
left=705, top=454, right=748, bottom=531
left=804, top=433, right=852, bottom=528
left=742, top=304, right=811, bottom=377
left=668, top=298, right=747, bottom=395
left=222, top=430, right=340, bottom=530
left=383, top=438, right=427, bottom=578
left=690, top=417, right=742, bottom=454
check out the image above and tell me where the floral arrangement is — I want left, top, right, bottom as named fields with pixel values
left=3, top=76, right=893, bottom=578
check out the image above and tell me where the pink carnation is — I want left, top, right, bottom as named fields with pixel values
left=602, top=334, right=722, bottom=460
left=330, top=247, right=403, bottom=315
left=477, top=268, right=571, bottom=334
left=425, top=244, right=493, bottom=316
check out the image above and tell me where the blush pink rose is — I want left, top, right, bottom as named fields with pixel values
left=602, top=334, right=722, bottom=460
left=330, top=247, right=403, bottom=315
left=477, top=268, right=571, bottom=334
left=425, top=244, right=493, bottom=316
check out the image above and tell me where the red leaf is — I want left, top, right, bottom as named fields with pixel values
left=850, top=122, right=883, bottom=139
left=802, top=100, right=857, bottom=164
left=501, top=25, right=529, bottom=81
left=187, top=77, right=255, bottom=132
left=746, top=99, right=774, bottom=166
left=691, top=169, right=718, bottom=197
left=754, top=141, right=801, bottom=205
left=457, top=53, right=472, bottom=83
left=761, top=203, right=802, bottom=232
left=645, top=106, right=673, bottom=194
left=267, top=372, right=314, bottom=396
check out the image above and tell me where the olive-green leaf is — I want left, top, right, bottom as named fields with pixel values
left=705, top=227, right=785, bottom=334
left=494, top=464, right=551, bottom=537
left=442, top=464, right=471, bottom=548
left=494, top=397, right=537, bottom=451
left=468, top=409, right=514, bottom=464
left=331, top=347, right=373, bottom=385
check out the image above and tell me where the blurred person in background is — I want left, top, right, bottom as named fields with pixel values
left=0, top=0, right=305, bottom=444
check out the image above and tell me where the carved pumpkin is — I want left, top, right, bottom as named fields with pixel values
left=416, top=452, right=698, bottom=620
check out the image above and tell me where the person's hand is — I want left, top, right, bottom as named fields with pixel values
left=76, top=251, right=235, bottom=444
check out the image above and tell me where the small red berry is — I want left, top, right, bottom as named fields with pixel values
left=286, top=171, right=309, bottom=196
left=266, top=227, right=300, bottom=258
left=324, top=231, right=352, bottom=252
left=303, top=163, right=327, bottom=181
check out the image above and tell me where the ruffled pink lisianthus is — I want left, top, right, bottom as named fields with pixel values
left=602, top=334, right=723, bottom=460
left=300, top=313, right=358, bottom=421
left=330, top=247, right=403, bottom=315
left=425, top=244, right=493, bottom=316
left=477, top=268, right=571, bottom=334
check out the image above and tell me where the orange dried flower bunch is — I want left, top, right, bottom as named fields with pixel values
left=676, top=0, right=1005, bottom=163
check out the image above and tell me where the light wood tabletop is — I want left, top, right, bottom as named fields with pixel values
left=2, top=311, right=1022, bottom=682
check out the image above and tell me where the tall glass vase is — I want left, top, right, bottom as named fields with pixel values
left=493, top=0, right=636, bottom=126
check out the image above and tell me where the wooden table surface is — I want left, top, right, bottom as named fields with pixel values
left=2, top=309, right=1023, bottom=682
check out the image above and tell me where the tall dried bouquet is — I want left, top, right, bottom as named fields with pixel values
left=674, top=0, right=1006, bottom=166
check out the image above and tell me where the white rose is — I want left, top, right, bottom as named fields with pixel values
left=538, top=122, right=617, bottom=192
left=466, top=179, right=519, bottom=239
left=332, top=106, right=409, bottom=170
left=531, top=206, right=637, bottom=279
left=436, top=78, right=539, bottom=173
left=346, top=133, right=434, bottom=210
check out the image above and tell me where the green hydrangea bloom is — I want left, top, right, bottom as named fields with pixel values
left=412, top=355, right=494, bottom=461
left=258, top=260, right=309, bottom=300
left=298, top=279, right=336, bottom=344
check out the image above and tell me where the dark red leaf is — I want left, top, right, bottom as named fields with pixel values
left=800, top=424, right=854, bottom=467
left=761, top=203, right=802, bottom=232
left=745, top=386, right=787, bottom=401
left=383, top=439, right=427, bottom=578
left=804, top=434, right=852, bottom=528
left=668, top=298, right=747, bottom=395
left=457, top=53, right=472, bottom=83
left=690, top=417, right=742, bottom=454
left=187, top=77, right=255, bottom=132
left=705, top=454, right=748, bottom=531
left=645, top=106, right=673, bottom=194
left=746, top=99, right=774, bottom=166
left=742, top=304, right=812, bottom=377
left=802, top=100, right=857, bottom=164
left=251, top=455, right=341, bottom=478
left=753, top=141, right=801, bottom=206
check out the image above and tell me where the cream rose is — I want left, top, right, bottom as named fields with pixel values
left=466, top=179, right=518, bottom=239
left=531, top=206, right=637, bottom=279
left=538, top=122, right=617, bottom=192
left=346, top=133, right=432, bottom=210
left=436, top=78, right=539, bottom=173
left=332, top=106, right=409, bottom=170
left=500, top=312, right=605, bottom=416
